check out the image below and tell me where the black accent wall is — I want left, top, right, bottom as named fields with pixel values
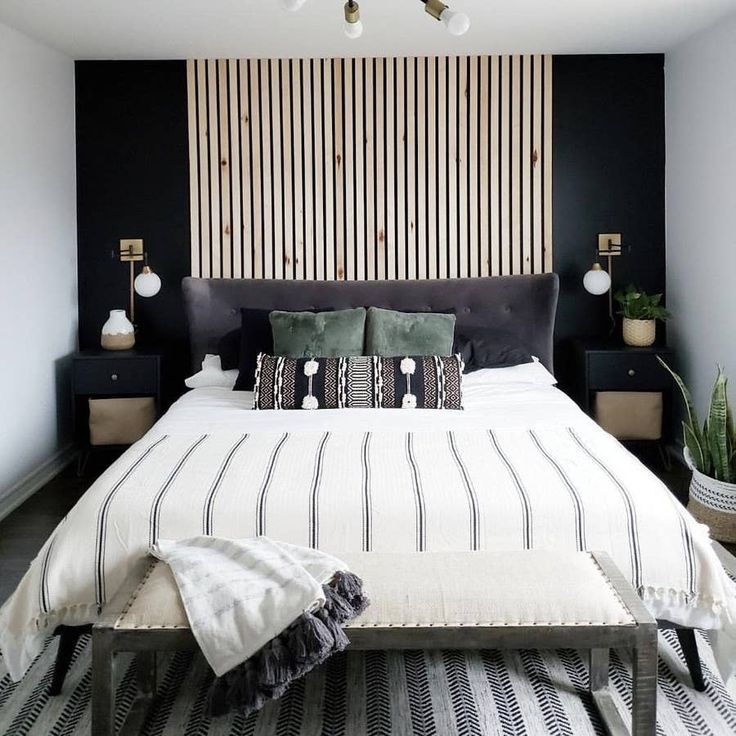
left=76, top=55, right=665, bottom=401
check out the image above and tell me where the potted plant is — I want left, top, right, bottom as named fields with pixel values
left=659, top=359, right=736, bottom=542
left=614, top=285, right=670, bottom=347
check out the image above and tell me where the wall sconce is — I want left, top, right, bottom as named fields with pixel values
left=583, top=233, right=623, bottom=325
left=119, top=239, right=162, bottom=322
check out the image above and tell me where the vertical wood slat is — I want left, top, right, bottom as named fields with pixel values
left=239, top=60, right=252, bottom=279
left=218, top=59, right=231, bottom=279
left=187, top=54, right=553, bottom=281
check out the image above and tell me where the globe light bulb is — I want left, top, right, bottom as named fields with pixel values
left=582, top=263, right=611, bottom=296
left=281, top=0, right=307, bottom=11
left=344, top=18, right=364, bottom=38
left=440, top=8, right=470, bottom=36
left=134, top=266, right=162, bottom=298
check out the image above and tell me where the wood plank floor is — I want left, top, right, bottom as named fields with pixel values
left=0, top=454, right=116, bottom=605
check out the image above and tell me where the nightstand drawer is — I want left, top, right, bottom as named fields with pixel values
left=74, top=357, right=158, bottom=395
left=587, top=352, right=667, bottom=391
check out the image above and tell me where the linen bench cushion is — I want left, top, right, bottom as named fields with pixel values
left=115, top=550, right=635, bottom=631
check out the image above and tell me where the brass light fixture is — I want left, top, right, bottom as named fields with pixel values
left=119, top=239, right=162, bottom=322
left=422, top=0, right=471, bottom=35
left=582, top=233, right=624, bottom=325
left=343, top=0, right=363, bottom=38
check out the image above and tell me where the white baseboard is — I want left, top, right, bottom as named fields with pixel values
left=0, top=445, right=78, bottom=522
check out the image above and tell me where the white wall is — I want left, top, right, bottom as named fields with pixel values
left=665, top=13, right=736, bottom=417
left=0, top=23, right=77, bottom=509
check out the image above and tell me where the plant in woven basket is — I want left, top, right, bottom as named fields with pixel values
left=658, top=359, right=735, bottom=482
left=614, top=285, right=671, bottom=321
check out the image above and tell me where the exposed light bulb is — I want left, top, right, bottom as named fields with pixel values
left=582, top=263, right=611, bottom=296
left=281, top=0, right=307, bottom=11
left=134, top=266, right=162, bottom=298
left=440, top=8, right=470, bottom=36
left=343, top=1, right=362, bottom=39
left=344, top=18, right=364, bottom=38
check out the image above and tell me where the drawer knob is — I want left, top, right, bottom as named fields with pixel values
left=627, top=369, right=636, bottom=377
left=110, top=373, right=119, bottom=382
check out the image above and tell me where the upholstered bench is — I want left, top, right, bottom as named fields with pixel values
left=92, top=550, right=657, bottom=736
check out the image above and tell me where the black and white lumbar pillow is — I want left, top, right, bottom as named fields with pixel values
left=253, top=354, right=463, bottom=410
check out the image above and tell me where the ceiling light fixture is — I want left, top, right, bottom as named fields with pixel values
left=422, top=0, right=471, bottom=36
left=281, top=0, right=470, bottom=39
left=343, top=0, right=364, bottom=39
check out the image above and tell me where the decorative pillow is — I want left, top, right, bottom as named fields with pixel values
left=365, top=306, right=456, bottom=357
left=217, top=327, right=242, bottom=371
left=270, top=308, right=366, bottom=359
left=253, top=354, right=464, bottom=410
left=185, top=354, right=239, bottom=389
left=454, top=328, right=533, bottom=373
left=232, top=307, right=338, bottom=391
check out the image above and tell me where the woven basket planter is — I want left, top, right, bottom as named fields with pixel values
left=685, top=451, right=736, bottom=543
left=622, top=318, right=656, bottom=347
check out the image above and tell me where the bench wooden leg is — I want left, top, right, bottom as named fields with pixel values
left=631, top=632, right=658, bottom=736
left=590, top=647, right=609, bottom=691
left=136, top=651, right=157, bottom=695
left=92, top=627, right=116, bottom=736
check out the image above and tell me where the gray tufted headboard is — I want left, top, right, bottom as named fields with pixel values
left=182, top=274, right=559, bottom=373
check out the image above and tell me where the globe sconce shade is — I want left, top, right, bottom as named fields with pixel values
left=134, top=266, right=162, bottom=298
left=440, top=8, right=471, bottom=35
left=583, top=263, right=611, bottom=296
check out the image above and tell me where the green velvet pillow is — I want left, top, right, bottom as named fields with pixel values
left=269, top=308, right=367, bottom=358
left=365, top=307, right=456, bottom=356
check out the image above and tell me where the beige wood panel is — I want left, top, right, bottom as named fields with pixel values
left=187, top=55, right=552, bottom=281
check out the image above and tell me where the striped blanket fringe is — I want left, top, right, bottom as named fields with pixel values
left=208, top=571, right=369, bottom=717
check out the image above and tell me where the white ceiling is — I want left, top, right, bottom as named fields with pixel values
left=1, top=0, right=735, bottom=59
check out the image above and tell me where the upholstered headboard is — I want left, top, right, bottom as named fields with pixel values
left=182, top=274, right=559, bottom=372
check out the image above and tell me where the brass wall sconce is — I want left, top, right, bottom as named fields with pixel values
left=119, top=239, right=162, bottom=322
left=583, top=233, right=624, bottom=325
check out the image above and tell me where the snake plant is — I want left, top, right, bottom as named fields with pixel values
left=659, top=358, right=736, bottom=483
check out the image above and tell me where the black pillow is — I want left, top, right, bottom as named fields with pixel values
left=217, top=328, right=242, bottom=371
left=454, top=328, right=533, bottom=373
left=232, top=307, right=336, bottom=391
left=232, top=308, right=275, bottom=391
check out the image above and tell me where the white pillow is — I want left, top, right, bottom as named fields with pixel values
left=185, top=354, right=239, bottom=389
left=462, top=357, right=557, bottom=387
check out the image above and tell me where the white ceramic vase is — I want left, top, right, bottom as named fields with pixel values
left=101, top=309, right=135, bottom=351
left=622, top=317, right=656, bottom=347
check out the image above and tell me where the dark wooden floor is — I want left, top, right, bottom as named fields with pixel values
left=0, top=445, right=731, bottom=606
left=0, top=452, right=118, bottom=605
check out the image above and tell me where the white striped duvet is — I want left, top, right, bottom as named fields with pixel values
left=2, top=383, right=736, bottom=683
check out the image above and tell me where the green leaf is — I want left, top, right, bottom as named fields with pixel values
left=683, top=421, right=708, bottom=473
left=658, top=357, right=704, bottom=446
left=708, top=366, right=732, bottom=482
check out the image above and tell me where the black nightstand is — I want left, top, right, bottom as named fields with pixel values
left=72, top=349, right=162, bottom=471
left=571, top=339, right=674, bottom=461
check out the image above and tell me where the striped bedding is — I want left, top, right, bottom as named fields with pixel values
left=2, top=380, right=736, bottom=684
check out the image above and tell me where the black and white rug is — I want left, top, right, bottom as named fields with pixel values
left=1, top=629, right=735, bottom=735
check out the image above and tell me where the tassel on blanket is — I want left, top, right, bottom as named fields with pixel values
left=332, top=570, right=370, bottom=616
left=208, top=659, right=266, bottom=717
left=208, top=570, right=369, bottom=718
left=317, top=607, right=350, bottom=651
left=259, top=635, right=293, bottom=687
left=323, top=582, right=355, bottom=623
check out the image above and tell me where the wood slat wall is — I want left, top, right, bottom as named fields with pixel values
left=187, top=55, right=552, bottom=280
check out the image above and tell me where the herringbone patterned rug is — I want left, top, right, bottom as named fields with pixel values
left=1, top=629, right=734, bottom=735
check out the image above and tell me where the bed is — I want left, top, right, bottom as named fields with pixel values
left=1, top=274, right=735, bottom=687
